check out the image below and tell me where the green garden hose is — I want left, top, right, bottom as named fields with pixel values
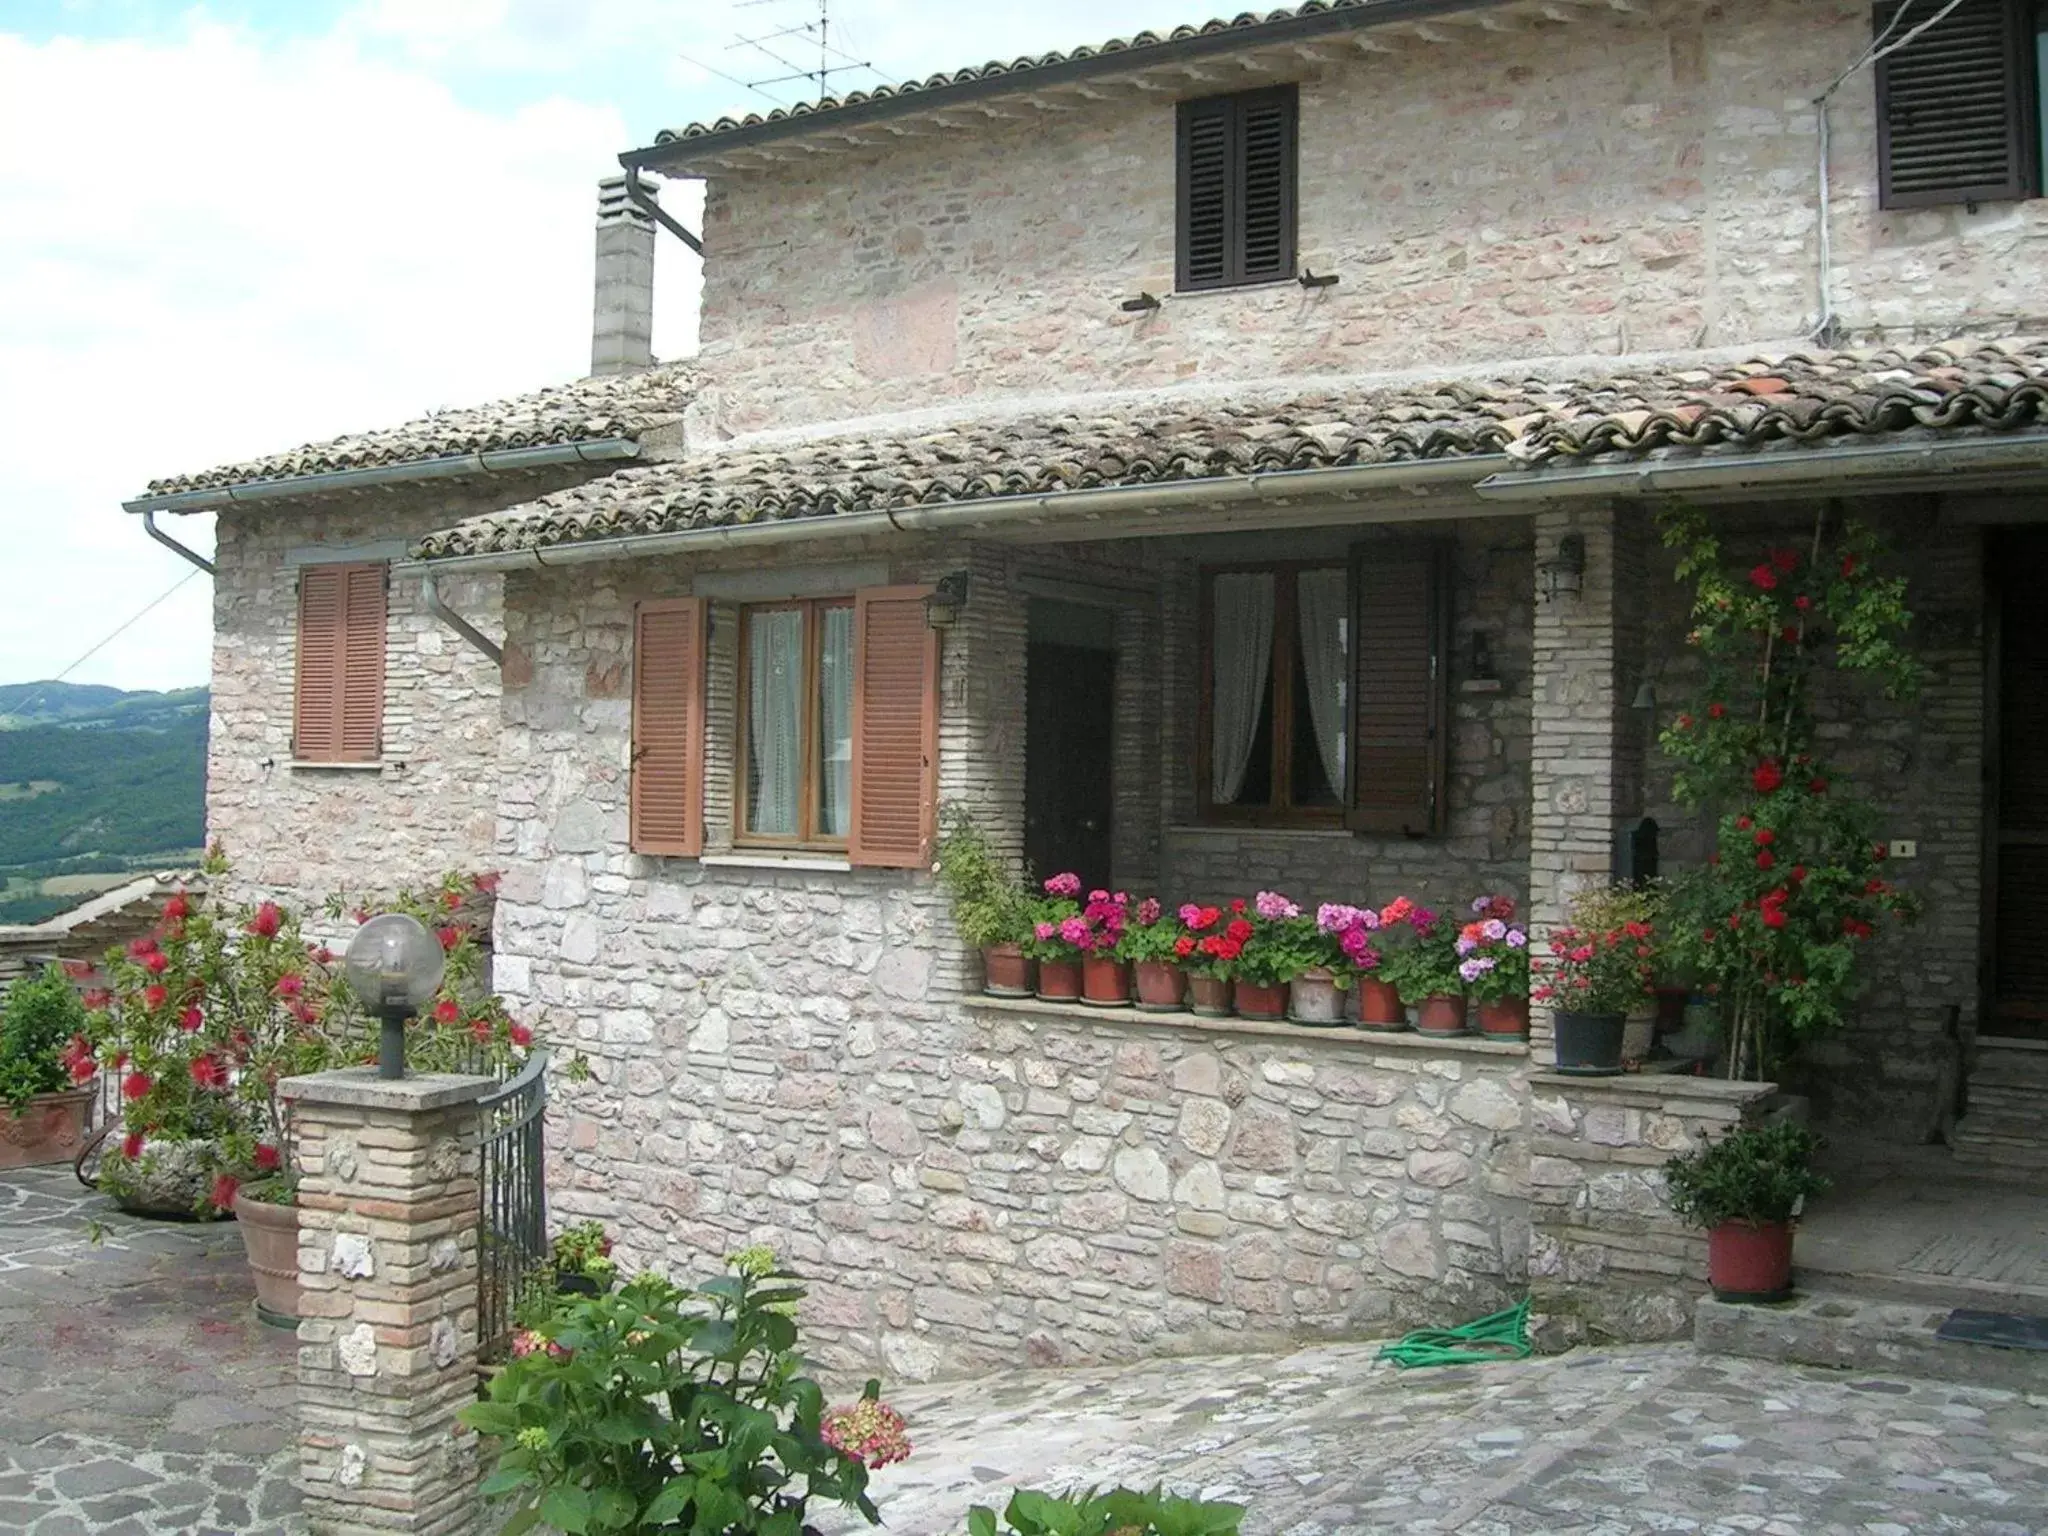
left=1376, top=1299, right=1534, bottom=1369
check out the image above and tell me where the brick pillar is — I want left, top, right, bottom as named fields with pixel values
left=1527, top=503, right=1647, bottom=1066
left=281, top=1068, right=495, bottom=1536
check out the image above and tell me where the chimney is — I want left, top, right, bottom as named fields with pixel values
left=591, top=175, right=656, bottom=375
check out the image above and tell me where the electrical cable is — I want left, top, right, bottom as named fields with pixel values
left=1, top=567, right=205, bottom=721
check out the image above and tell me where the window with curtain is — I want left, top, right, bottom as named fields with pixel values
left=739, top=598, right=854, bottom=846
left=1200, top=564, right=1347, bottom=823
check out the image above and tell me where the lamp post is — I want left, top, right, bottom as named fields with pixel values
left=342, top=913, right=447, bottom=1080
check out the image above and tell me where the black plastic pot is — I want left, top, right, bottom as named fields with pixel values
left=1553, top=1010, right=1627, bottom=1076
left=555, top=1271, right=605, bottom=1296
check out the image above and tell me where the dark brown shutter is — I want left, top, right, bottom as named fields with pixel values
left=848, top=585, right=938, bottom=869
left=1345, top=542, right=1450, bottom=837
left=1876, top=0, right=2035, bottom=209
left=293, top=561, right=384, bottom=763
left=630, top=598, right=706, bottom=857
left=1176, top=86, right=1297, bottom=291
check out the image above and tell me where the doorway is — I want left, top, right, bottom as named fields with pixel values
left=1024, top=600, right=1115, bottom=893
left=1988, top=529, right=2048, bottom=1041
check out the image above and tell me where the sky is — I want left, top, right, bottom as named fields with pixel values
left=0, top=0, right=1202, bottom=692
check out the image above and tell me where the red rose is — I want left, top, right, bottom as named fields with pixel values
left=143, top=983, right=169, bottom=1010
left=1794, top=595, right=1812, bottom=612
left=1754, top=828, right=1775, bottom=846
left=433, top=997, right=460, bottom=1024
left=122, top=1073, right=152, bottom=1101
left=1708, top=702, right=1727, bottom=719
left=254, top=1143, right=282, bottom=1172
left=144, top=951, right=169, bottom=975
left=1771, top=547, right=1800, bottom=573
left=180, top=1006, right=203, bottom=1032
left=1808, top=777, right=1828, bottom=794
left=1750, top=563, right=1779, bottom=591
left=436, top=925, right=461, bottom=952
left=121, top=1131, right=144, bottom=1160
left=1753, top=760, right=1784, bottom=794
left=248, top=902, right=282, bottom=938
left=1756, top=851, right=1775, bottom=870
left=1841, top=553, right=1859, bottom=578
left=509, top=1023, right=534, bottom=1048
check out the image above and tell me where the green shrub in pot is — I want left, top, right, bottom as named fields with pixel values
left=0, top=965, right=85, bottom=1113
left=1663, top=1121, right=1829, bottom=1230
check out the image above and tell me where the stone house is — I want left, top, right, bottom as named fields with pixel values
left=134, top=0, right=2048, bottom=1377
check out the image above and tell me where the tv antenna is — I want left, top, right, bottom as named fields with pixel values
left=681, top=0, right=879, bottom=108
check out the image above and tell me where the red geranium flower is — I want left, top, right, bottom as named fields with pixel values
left=254, top=1143, right=282, bottom=1172
left=509, top=1023, right=534, bottom=1048
left=433, top=997, right=460, bottom=1024
left=1753, top=759, right=1784, bottom=794
left=1173, top=935, right=1195, bottom=958
left=436, top=925, right=461, bottom=952
left=1225, top=919, right=1253, bottom=944
left=143, top=983, right=169, bottom=1010
left=1771, top=547, right=1800, bottom=573
left=1749, top=563, right=1778, bottom=591
left=122, top=1073, right=152, bottom=1101
left=1228, top=898, right=1247, bottom=917
left=248, top=902, right=282, bottom=938
left=121, top=1131, right=145, bottom=1160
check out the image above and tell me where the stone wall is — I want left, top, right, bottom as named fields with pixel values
left=690, top=0, right=2048, bottom=437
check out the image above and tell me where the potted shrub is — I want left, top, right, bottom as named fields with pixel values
left=1271, top=900, right=1350, bottom=1026
left=1121, top=899, right=1187, bottom=1012
left=936, top=808, right=1033, bottom=997
left=1076, top=889, right=1132, bottom=1006
left=1663, top=1121, right=1829, bottom=1303
left=1535, top=888, right=1658, bottom=1075
left=1378, top=900, right=1466, bottom=1035
left=1457, top=896, right=1531, bottom=1039
left=1229, top=895, right=1294, bottom=1021
left=1024, top=873, right=1086, bottom=1001
left=1179, top=904, right=1234, bottom=1017
left=550, top=1220, right=619, bottom=1295
left=0, top=965, right=96, bottom=1171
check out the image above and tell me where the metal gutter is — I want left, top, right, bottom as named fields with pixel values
left=622, top=0, right=1517, bottom=173
left=398, top=455, right=1512, bottom=575
left=142, top=509, right=216, bottom=575
left=1472, top=434, right=2048, bottom=501
left=123, top=438, right=643, bottom=516
left=420, top=570, right=504, bottom=666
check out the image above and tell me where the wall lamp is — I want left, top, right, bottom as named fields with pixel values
left=1120, top=292, right=1162, bottom=313
left=1539, top=533, right=1587, bottom=602
left=924, top=571, right=971, bottom=629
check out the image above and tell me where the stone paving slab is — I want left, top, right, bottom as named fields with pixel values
left=0, top=1166, right=300, bottom=1535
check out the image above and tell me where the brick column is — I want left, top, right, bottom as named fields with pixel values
left=1527, top=503, right=1647, bottom=1065
left=281, top=1068, right=495, bottom=1536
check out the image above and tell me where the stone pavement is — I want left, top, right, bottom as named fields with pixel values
left=0, top=1165, right=300, bottom=1535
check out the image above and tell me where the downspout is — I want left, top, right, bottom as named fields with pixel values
left=420, top=570, right=504, bottom=666
left=143, top=509, right=216, bottom=576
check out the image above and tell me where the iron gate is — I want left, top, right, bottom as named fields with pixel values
left=475, top=1049, right=549, bottom=1361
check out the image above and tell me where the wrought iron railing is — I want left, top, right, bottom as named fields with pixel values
left=475, top=1049, right=550, bottom=1363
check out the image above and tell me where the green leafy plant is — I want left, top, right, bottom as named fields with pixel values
left=1663, top=1121, right=1829, bottom=1229
left=461, top=1249, right=899, bottom=1536
left=935, top=807, right=1031, bottom=950
left=0, top=964, right=87, bottom=1112
left=552, top=1221, right=618, bottom=1285
left=966, top=1487, right=1246, bottom=1536
left=1452, top=896, right=1530, bottom=1004
left=1534, top=886, right=1658, bottom=1018
left=1116, top=899, right=1185, bottom=964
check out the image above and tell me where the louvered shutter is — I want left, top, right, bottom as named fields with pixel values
left=630, top=598, right=706, bottom=857
left=1346, top=543, right=1450, bottom=837
left=293, top=561, right=384, bottom=763
left=1177, top=86, right=1297, bottom=291
left=848, top=586, right=938, bottom=869
left=1875, top=0, right=2035, bottom=209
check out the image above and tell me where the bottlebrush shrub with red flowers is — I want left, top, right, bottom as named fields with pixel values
left=1656, top=505, right=1923, bottom=1079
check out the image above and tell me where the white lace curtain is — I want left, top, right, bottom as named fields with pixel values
left=1297, top=568, right=1348, bottom=799
left=1210, top=572, right=1275, bottom=803
left=747, top=610, right=803, bottom=836
left=817, top=606, right=854, bottom=837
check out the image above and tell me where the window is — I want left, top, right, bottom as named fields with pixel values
left=1876, top=0, right=2039, bottom=208
left=737, top=599, right=855, bottom=847
left=1198, top=545, right=1449, bottom=836
left=293, top=561, right=385, bottom=763
left=1176, top=86, right=1298, bottom=291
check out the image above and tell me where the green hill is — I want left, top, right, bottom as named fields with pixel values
left=0, top=682, right=208, bottom=924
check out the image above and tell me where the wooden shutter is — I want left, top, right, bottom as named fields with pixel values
left=1345, top=543, right=1450, bottom=837
left=293, top=561, right=385, bottom=763
left=848, top=585, right=938, bottom=869
left=1876, top=0, right=2035, bottom=209
left=630, top=598, right=706, bottom=857
left=1176, top=86, right=1297, bottom=291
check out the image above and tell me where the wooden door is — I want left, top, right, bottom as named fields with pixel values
left=1989, top=530, right=2048, bottom=1038
left=1025, top=641, right=1114, bottom=893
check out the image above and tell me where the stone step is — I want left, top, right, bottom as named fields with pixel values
left=1966, top=1084, right=2048, bottom=1113
left=1974, top=1038, right=2048, bottom=1090
left=1952, top=1110, right=2048, bottom=1141
left=1696, top=1289, right=2048, bottom=1393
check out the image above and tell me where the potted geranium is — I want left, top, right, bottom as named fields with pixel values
left=1230, top=894, right=1296, bottom=1021
left=1535, top=889, right=1657, bottom=1075
left=1120, top=899, right=1187, bottom=1012
left=1457, top=896, right=1531, bottom=1039
left=1272, top=902, right=1349, bottom=1026
left=551, top=1220, right=618, bottom=1295
left=936, top=808, right=1033, bottom=997
left=0, top=964, right=96, bottom=1170
left=1663, top=1121, right=1828, bottom=1303
left=1178, top=903, right=1234, bottom=1017
left=1024, top=873, right=1086, bottom=1001
left=1316, top=905, right=1397, bottom=1029
left=1077, top=889, right=1132, bottom=1006
left=1377, top=900, right=1466, bottom=1035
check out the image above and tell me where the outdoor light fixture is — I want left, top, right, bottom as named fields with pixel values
left=1120, top=292, right=1162, bottom=313
left=924, top=570, right=971, bottom=629
left=1631, top=679, right=1659, bottom=712
left=1539, top=533, right=1587, bottom=602
left=343, top=913, right=447, bottom=1080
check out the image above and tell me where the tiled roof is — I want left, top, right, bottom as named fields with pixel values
left=139, top=363, right=697, bottom=499
left=412, top=338, right=2048, bottom=560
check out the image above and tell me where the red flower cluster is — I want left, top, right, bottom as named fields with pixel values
left=1760, top=888, right=1790, bottom=929
left=435, top=925, right=461, bottom=952
left=143, top=983, right=169, bottom=1011
left=188, top=1054, right=229, bottom=1090
left=121, top=1072, right=152, bottom=1102
left=61, top=1034, right=96, bottom=1085
left=162, top=892, right=191, bottom=922
left=254, top=1143, right=282, bottom=1172
left=1753, top=759, right=1784, bottom=794
left=209, top=1174, right=240, bottom=1214
left=247, top=902, right=282, bottom=938
left=433, top=997, right=460, bottom=1025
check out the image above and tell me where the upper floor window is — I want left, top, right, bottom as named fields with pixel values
left=293, top=561, right=386, bottom=764
left=738, top=598, right=854, bottom=847
left=1176, top=86, right=1298, bottom=292
left=1876, top=0, right=2041, bottom=208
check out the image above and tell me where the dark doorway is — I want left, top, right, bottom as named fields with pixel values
left=1025, top=601, right=1115, bottom=892
left=1988, top=529, right=2048, bottom=1040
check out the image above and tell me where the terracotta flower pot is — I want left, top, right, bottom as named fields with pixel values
left=234, top=1188, right=302, bottom=1327
left=1133, top=960, right=1187, bottom=1013
left=1414, top=994, right=1470, bottom=1036
left=981, top=943, right=1034, bottom=998
left=0, top=1086, right=94, bottom=1171
left=1354, top=978, right=1408, bottom=1031
left=1188, top=974, right=1232, bottom=1018
left=1707, top=1220, right=1795, bottom=1303
left=1477, top=996, right=1530, bottom=1039
left=1080, top=956, right=1132, bottom=1007
left=1554, top=1010, right=1627, bottom=1076
left=1035, top=958, right=1082, bottom=1002
left=1288, top=968, right=1347, bottom=1027
left=1234, top=980, right=1288, bottom=1021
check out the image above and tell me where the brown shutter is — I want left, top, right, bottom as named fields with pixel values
left=1876, top=0, right=2034, bottom=209
left=1177, top=86, right=1297, bottom=291
left=1238, top=87, right=1297, bottom=283
left=1346, top=542, right=1450, bottom=837
left=848, top=585, right=938, bottom=869
left=630, top=598, right=706, bottom=857
left=1178, top=95, right=1233, bottom=290
left=293, top=561, right=384, bottom=763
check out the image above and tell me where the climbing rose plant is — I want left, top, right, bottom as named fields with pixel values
left=1655, top=506, right=1923, bottom=1080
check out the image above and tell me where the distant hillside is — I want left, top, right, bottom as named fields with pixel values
left=0, top=682, right=208, bottom=924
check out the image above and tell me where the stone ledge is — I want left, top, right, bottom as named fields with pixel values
left=968, top=996, right=1530, bottom=1057
left=1529, top=1072, right=1777, bottom=1106
left=280, top=1068, right=496, bottom=1112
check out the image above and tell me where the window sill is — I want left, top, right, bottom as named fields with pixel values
left=966, top=995, right=1528, bottom=1056
left=1167, top=277, right=1315, bottom=302
left=1167, top=824, right=1351, bottom=840
left=289, top=760, right=385, bottom=773
left=701, top=852, right=854, bottom=874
